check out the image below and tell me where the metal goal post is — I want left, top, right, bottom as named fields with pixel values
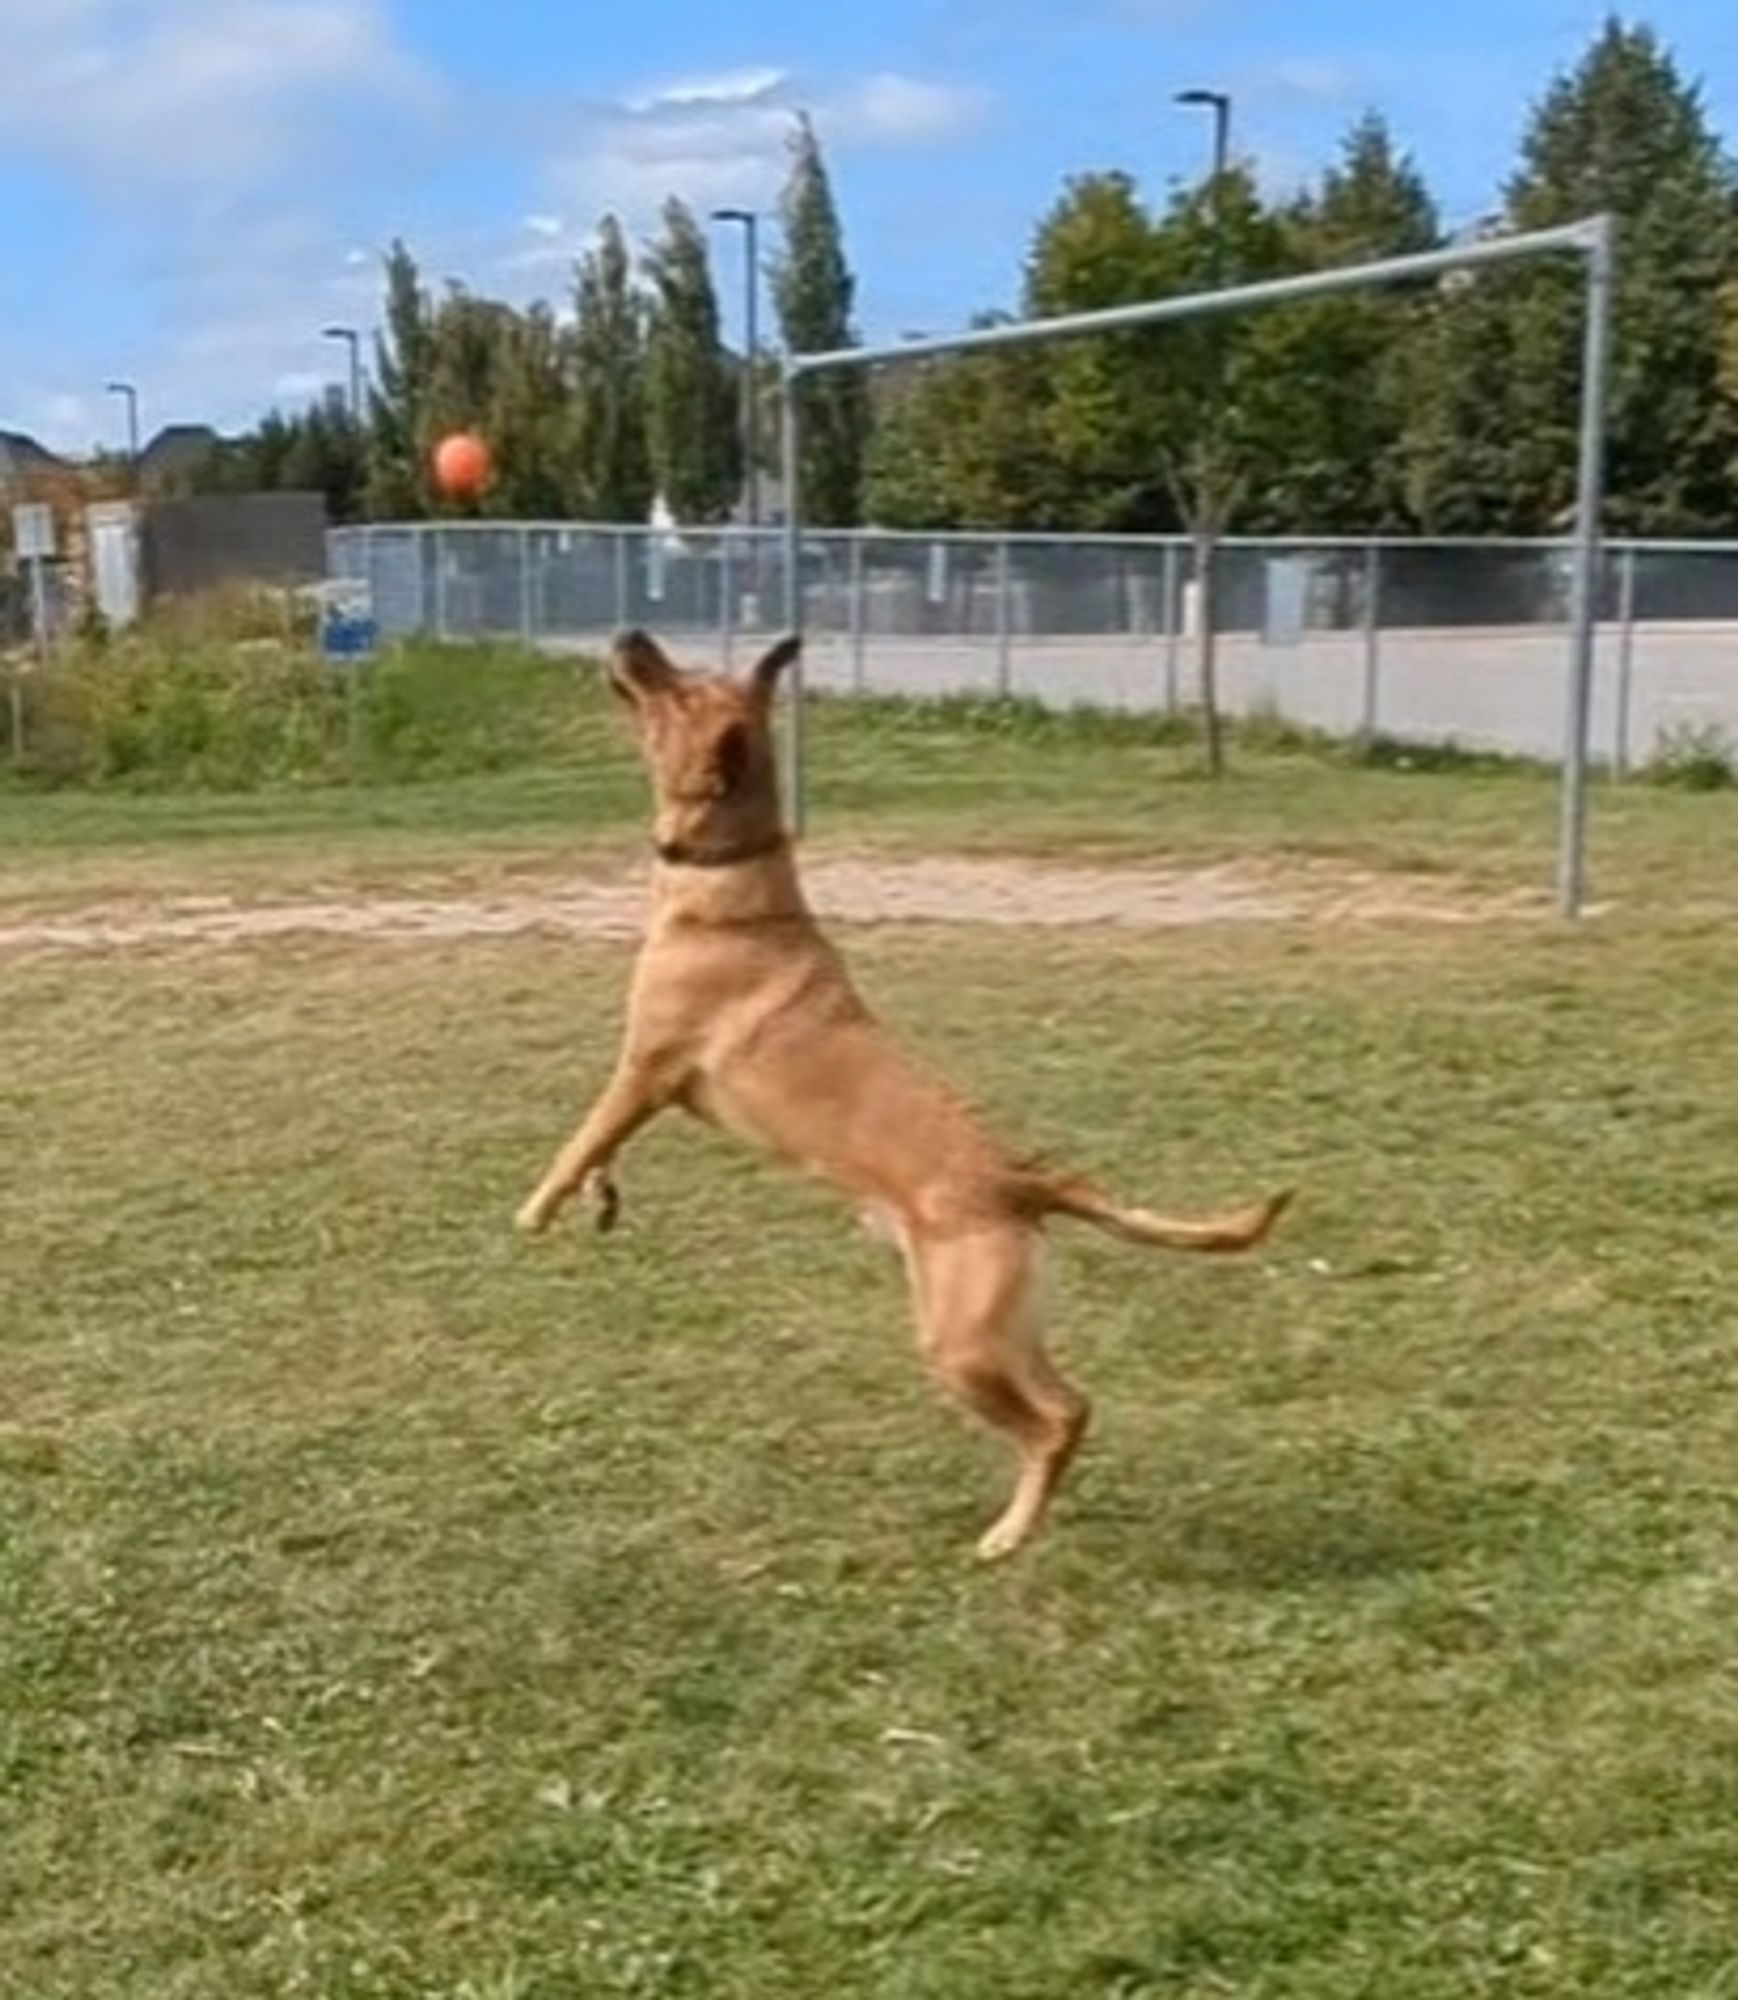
left=779, top=214, right=1615, bottom=920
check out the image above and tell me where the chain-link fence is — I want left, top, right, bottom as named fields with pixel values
left=327, top=524, right=1738, bottom=771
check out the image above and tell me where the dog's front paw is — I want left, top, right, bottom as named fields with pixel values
left=515, top=1192, right=559, bottom=1237
left=975, top=1520, right=1027, bottom=1564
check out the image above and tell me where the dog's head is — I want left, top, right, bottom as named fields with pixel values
left=607, top=628, right=800, bottom=859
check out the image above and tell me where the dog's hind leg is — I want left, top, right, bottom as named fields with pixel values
left=910, top=1227, right=1090, bottom=1562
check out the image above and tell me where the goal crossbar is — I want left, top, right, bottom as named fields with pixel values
left=778, top=214, right=1615, bottom=919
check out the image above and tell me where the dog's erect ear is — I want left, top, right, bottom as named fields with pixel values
left=749, top=634, right=802, bottom=699
left=610, top=628, right=681, bottom=703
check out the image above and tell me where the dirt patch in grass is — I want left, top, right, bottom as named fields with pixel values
left=0, top=852, right=1540, bottom=956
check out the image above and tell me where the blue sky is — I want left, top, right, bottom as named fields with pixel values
left=2, top=0, right=1734, bottom=452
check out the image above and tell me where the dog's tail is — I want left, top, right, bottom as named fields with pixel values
left=1010, top=1168, right=1293, bottom=1253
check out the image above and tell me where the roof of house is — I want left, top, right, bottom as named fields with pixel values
left=0, top=429, right=71, bottom=489
left=139, top=424, right=221, bottom=483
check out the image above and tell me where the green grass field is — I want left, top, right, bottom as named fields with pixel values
left=5, top=668, right=1738, bottom=1996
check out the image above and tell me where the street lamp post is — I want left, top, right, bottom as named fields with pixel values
left=1175, top=87, right=1233, bottom=778
left=323, top=325, right=364, bottom=424
left=1175, top=89, right=1231, bottom=272
left=710, top=208, right=762, bottom=532
left=105, top=380, right=141, bottom=478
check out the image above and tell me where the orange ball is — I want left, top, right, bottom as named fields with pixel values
left=433, top=431, right=494, bottom=501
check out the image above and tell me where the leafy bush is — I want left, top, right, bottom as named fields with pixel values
left=1350, top=732, right=1548, bottom=777
left=352, top=640, right=609, bottom=781
left=14, top=638, right=340, bottom=788
left=1233, top=698, right=1334, bottom=758
left=3, top=630, right=612, bottom=792
left=1, top=606, right=1599, bottom=799
left=1641, top=721, right=1736, bottom=792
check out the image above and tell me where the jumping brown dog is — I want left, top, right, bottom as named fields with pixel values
left=518, top=631, right=1291, bottom=1560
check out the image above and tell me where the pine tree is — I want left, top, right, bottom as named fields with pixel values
left=1720, top=279, right=1738, bottom=439
left=1405, top=20, right=1738, bottom=533
left=1023, top=172, right=1180, bottom=531
left=366, top=241, right=435, bottom=517
left=1019, top=167, right=1294, bottom=773
left=643, top=199, right=741, bottom=524
left=194, top=395, right=367, bottom=521
left=425, top=289, right=511, bottom=438
left=487, top=303, right=580, bottom=518
left=280, top=391, right=368, bottom=521
left=1025, top=169, right=1295, bottom=533
left=413, top=288, right=577, bottom=517
left=571, top=216, right=654, bottom=522
left=1399, top=256, right=1537, bottom=533
left=1300, top=111, right=1438, bottom=263
left=1248, top=115, right=1441, bottom=530
left=773, top=115, right=870, bottom=526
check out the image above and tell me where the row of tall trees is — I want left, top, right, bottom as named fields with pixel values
left=863, top=118, right=1436, bottom=542
left=205, top=21, right=1738, bottom=538
left=199, top=118, right=867, bottom=528
left=870, top=21, right=1738, bottom=538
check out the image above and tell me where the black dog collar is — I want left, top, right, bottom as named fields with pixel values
left=654, top=830, right=789, bottom=869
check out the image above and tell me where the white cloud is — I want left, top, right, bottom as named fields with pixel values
left=45, top=393, right=97, bottom=439
left=0, top=0, right=444, bottom=447
left=0, top=16, right=987, bottom=449
left=1261, top=58, right=1360, bottom=104
left=837, top=73, right=989, bottom=143
left=140, top=212, right=381, bottom=422
left=539, top=66, right=989, bottom=248
left=626, top=67, right=790, bottom=115
left=1249, top=147, right=1318, bottom=203
left=0, top=0, right=436, bottom=211
left=272, top=368, right=335, bottom=403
